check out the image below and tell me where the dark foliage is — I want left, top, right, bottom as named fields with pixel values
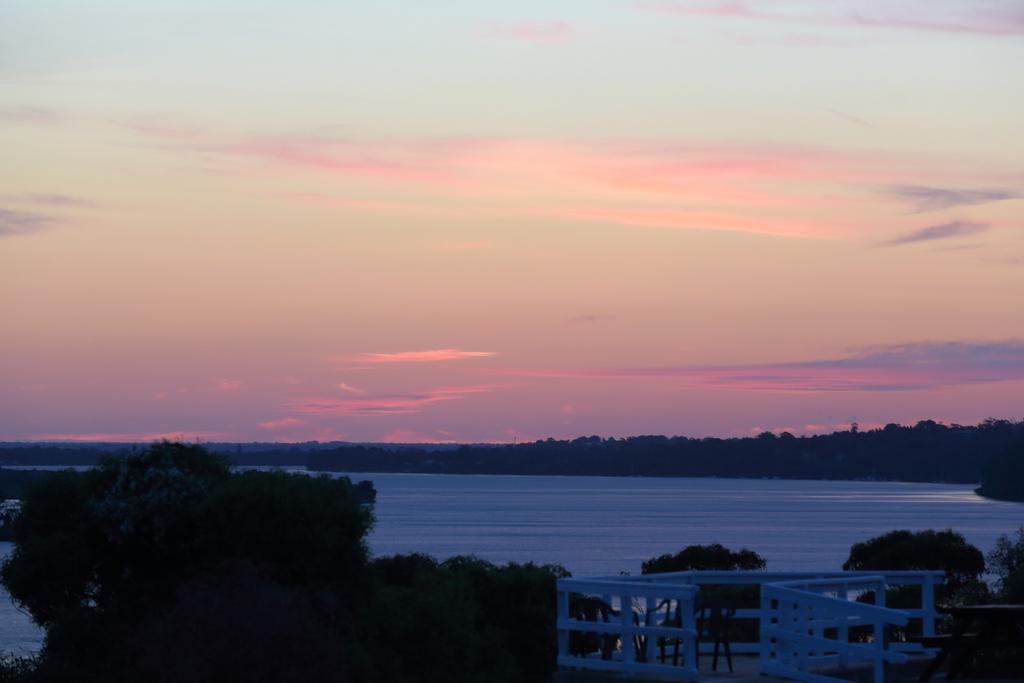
left=368, top=554, right=568, bottom=683
left=988, top=527, right=1024, bottom=602
left=304, top=419, right=1024, bottom=483
left=0, top=442, right=373, bottom=682
left=975, top=442, right=1024, bottom=501
left=843, top=529, right=986, bottom=597
left=641, top=543, right=766, bottom=574
left=0, top=470, right=52, bottom=502
left=4, top=419, right=1023, bottom=485
left=0, top=442, right=566, bottom=683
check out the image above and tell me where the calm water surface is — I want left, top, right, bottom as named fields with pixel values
left=365, top=474, right=1024, bottom=575
left=2, top=474, right=1022, bottom=652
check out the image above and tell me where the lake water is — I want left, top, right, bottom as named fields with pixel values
left=2, top=474, right=1022, bottom=653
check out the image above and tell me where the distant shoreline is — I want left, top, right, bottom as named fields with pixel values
left=2, top=418, right=1021, bottom=499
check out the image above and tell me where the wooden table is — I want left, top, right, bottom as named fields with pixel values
left=918, top=604, right=1024, bottom=681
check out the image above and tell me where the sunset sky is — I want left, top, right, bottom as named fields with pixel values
left=2, top=1, right=1023, bottom=443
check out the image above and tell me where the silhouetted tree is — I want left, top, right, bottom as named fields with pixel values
left=988, top=527, right=1024, bottom=602
left=641, top=543, right=766, bottom=574
left=843, top=529, right=985, bottom=596
left=976, top=442, right=1024, bottom=501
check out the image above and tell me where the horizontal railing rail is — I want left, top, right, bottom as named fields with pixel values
left=761, top=575, right=911, bottom=683
left=556, top=578, right=700, bottom=681
left=556, top=570, right=942, bottom=683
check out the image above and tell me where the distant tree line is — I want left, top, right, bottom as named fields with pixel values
left=3, top=418, right=1022, bottom=495
left=305, top=419, right=1024, bottom=490
left=975, top=441, right=1024, bottom=501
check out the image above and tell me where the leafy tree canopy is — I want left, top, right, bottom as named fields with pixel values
left=641, top=543, right=766, bottom=574
left=842, top=529, right=985, bottom=594
left=988, top=527, right=1024, bottom=602
left=1, top=442, right=373, bottom=682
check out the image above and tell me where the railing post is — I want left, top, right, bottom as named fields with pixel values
left=874, top=579, right=886, bottom=683
left=759, top=592, right=772, bottom=672
left=645, top=596, right=656, bottom=664
left=682, top=595, right=698, bottom=678
left=797, top=603, right=809, bottom=671
left=621, top=592, right=636, bottom=668
left=922, top=574, right=936, bottom=637
left=837, top=582, right=849, bottom=668
left=556, top=584, right=569, bottom=662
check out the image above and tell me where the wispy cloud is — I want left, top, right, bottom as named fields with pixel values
left=488, top=340, right=1024, bottom=392
left=122, top=116, right=472, bottom=182
left=214, top=379, right=243, bottom=391
left=4, top=193, right=96, bottom=208
left=639, top=1, right=1024, bottom=37
left=884, top=185, right=1019, bottom=212
left=482, top=21, right=575, bottom=43
left=0, top=106, right=65, bottom=125
left=550, top=206, right=833, bottom=239
left=0, top=208, right=54, bottom=237
left=337, top=382, right=365, bottom=394
left=123, top=120, right=1012, bottom=240
left=343, top=349, right=496, bottom=364
left=257, top=417, right=305, bottom=430
left=289, top=384, right=497, bottom=416
left=881, top=221, right=989, bottom=246
left=28, top=431, right=225, bottom=442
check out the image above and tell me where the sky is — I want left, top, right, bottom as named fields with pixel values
left=1, top=1, right=1023, bottom=443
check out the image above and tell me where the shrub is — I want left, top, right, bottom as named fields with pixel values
left=843, top=529, right=985, bottom=596
left=641, top=543, right=766, bottom=574
left=989, top=527, right=1024, bottom=602
left=1, top=442, right=372, bottom=682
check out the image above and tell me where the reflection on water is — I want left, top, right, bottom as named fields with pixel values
left=1, top=475, right=1022, bottom=653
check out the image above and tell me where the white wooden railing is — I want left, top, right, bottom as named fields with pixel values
left=556, top=577, right=701, bottom=680
left=556, top=570, right=943, bottom=683
left=761, top=575, right=913, bottom=683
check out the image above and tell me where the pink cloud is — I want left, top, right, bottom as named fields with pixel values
left=639, top=1, right=1024, bottom=37
left=121, top=121, right=1015, bottom=241
left=289, top=384, right=499, bottom=416
left=337, top=382, right=365, bottom=394
left=215, top=379, right=243, bottom=391
left=485, top=341, right=1024, bottom=393
left=343, top=349, right=496, bottom=364
left=0, top=106, right=66, bottom=125
left=257, top=417, right=306, bottom=430
left=549, top=206, right=836, bottom=239
left=29, top=431, right=225, bottom=442
left=122, top=117, right=480, bottom=182
left=482, top=21, right=575, bottom=43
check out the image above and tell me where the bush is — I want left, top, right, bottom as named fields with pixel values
left=0, top=442, right=568, bottom=683
left=989, top=527, right=1024, bottom=602
left=0, top=442, right=372, bottom=682
left=976, top=443, right=1024, bottom=501
left=369, top=554, right=568, bottom=683
left=843, top=529, right=985, bottom=596
left=641, top=543, right=766, bottom=574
